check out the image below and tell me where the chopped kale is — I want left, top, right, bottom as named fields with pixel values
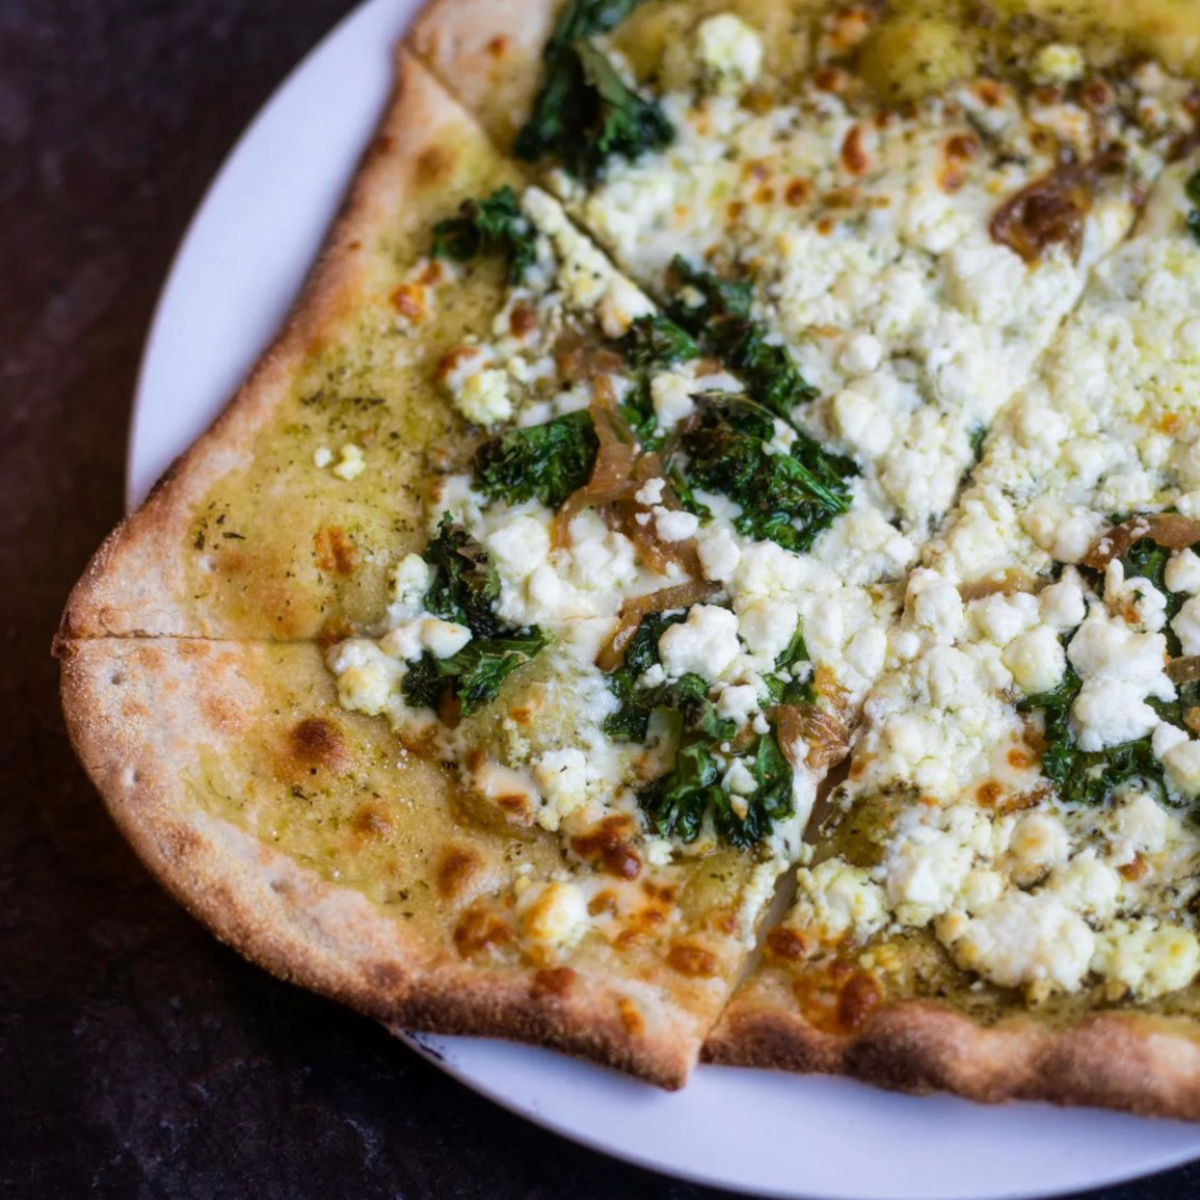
left=1187, top=169, right=1200, bottom=245
left=615, top=316, right=701, bottom=443
left=1080, top=512, right=1200, bottom=657
left=430, top=186, right=537, bottom=283
left=725, top=730, right=797, bottom=848
left=667, top=257, right=818, bottom=421
left=601, top=608, right=796, bottom=848
left=638, top=737, right=724, bottom=843
left=473, top=410, right=599, bottom=510
left=679, top=396, right=854, bottom=552
left=763, top=622, right=816, bottom=707
left=514, top=0, right=672, bottom=180
left=639, top=726, right=795, bottom=850
left=1019, top=666, right=1170, bottom=806
left=666, top=462, right=712, bottom=522
left=403, top=629, right=548, bottom=717
left=618, top=377, right=660, bottom=445
left=668, top=257, right=754, bottom=323
left=620, top=314, right=701, bottom=369
left=602, top=611, right=686, bottom=740
left=408, top=518, right=548, bottom=716
left=422, top=514, right=502, bottom=638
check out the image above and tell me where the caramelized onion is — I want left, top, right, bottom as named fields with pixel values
left=1081, top=513, right=1200, bottom=571
left=956, top=569, right=1039, bottom=602
left=556, top=396, right=704, bottom=578
left=594, top=579, right=720, bottom=672
left=990, top=152, right=1123, bottom=264
left=775, top=703, right=850, bottom=773
left=1168, top=656, right=1200, bottom=685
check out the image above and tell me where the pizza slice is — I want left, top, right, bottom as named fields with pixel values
left=707, top=154, right=1200, bottom=1118
left=59, top=48, right=904, bottom=1086
left=60, top=637, right=727, bottom=1085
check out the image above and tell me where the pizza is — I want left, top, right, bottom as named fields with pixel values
left=57, top=0, right=1200, bottom=1116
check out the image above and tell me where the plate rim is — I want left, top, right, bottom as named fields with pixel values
left=126, top=2, right=1200, bottom=1196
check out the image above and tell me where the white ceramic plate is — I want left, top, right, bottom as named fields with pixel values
left=128, top=2, right=1200, bottom=1195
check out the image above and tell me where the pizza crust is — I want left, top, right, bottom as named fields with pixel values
left=705, top=989, right=1200, bottom=1120
left=407, top=0, right=560, bottom=148
left=58, top=636, right=708, bottom=1088
left=60, top=50, right=516, bottom=641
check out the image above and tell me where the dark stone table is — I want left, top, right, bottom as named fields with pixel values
left=4, top=2, right=1200, bottom=1197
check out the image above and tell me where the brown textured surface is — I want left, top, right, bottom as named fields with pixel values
left=2, top=0, right=1200, bottom=1195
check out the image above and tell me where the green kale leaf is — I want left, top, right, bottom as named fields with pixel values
left=601, top=607, right=797, bottom=848
left=667, top=256, right=818, bottom=421
left=422, top=514, right=502, bottom=638
left=763, top=623, right=816, bottom=707
left=408, top=519, right=548, bottom=717
left=620, top=314, right=701, bottom=368
left=431, top=186, right=536, bottom=283
left=680, top=397, right=854, bottom=552
left=403, top=629, right=548, bottom=717
left=514, top=0, right=673, bottom=181
left=666, top=462, right=712, bottom=522
left=639, top=727, right=795, bottom=850
left=615, top=315, right=701, bottom=443
left=602, top=611, right=686, bottom=740
left=1018, top=665, right=1170, bottom=805
left=473, top=410, right=599, bottom=510
left=1187, top=169, right=1200, bottom=245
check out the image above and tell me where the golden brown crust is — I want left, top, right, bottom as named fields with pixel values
left=705, top=984, right=1200, bottom=1119
left=407, top=0, right=561, bottom=148
left=58, top=637, right=704, bottom=1088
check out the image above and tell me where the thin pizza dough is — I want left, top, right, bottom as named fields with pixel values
left=59, top=51, right=824, bottom=1089
left=60, top=0, right=1200, bottom=1116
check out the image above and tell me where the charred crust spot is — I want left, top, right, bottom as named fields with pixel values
left=201, top=694, right=243, bottom=733
left=837, top=971, right=882, bottom=1031
left=976, top=780, right=1004, bottom=806
left=162, top=824, right=203, bottom=861
left=766, top=926, right=809, bottom=962
left=840, top=125, right=869, bottom=175
left=485, top=34, right=510, bottom=58
left=667, top=941, right=718, bottom=978
left=571, top=816, right=641, bottom=879
left=454, top=906, right=513, bottom=958
left=390, top=283, right=427, bottom=321
left=351, top=804, right=393, bottom=839
left=508, top=303, right=537, bottom=337
left=618, top=997, right=645, bottom=1036
left=369, top=962, right=404, bottom=991
left=416, top=145, right=455, bottom=186
left=436, top=845, right=482, bottom=898
left=531, top=966, right=576, bottom=999
left=313, top=525, right=358, bottom=577
left=289, top=716, right=347, bottom=769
